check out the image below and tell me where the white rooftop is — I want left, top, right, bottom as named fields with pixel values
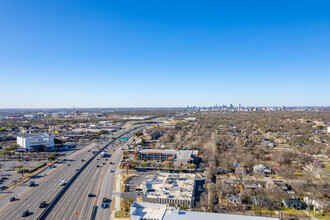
left=131, top=202, right=278, bottom=220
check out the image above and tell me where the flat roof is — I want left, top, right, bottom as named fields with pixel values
left=131, top=202, right=278, bottom=220
left=163, top=209, right=277, bottom=220
left=143, top=173, right=195, bottom=201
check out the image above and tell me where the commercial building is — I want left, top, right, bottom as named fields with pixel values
left=141, top=173, right=195, bottom=208
left=137, top=149, right=198, bottom=165
left=17, top=134, right=54, bottom=151
left=130, top=202, right=278, bottom=220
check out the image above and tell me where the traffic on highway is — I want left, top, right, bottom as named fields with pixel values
left=0, top=126, right=143, bottom=220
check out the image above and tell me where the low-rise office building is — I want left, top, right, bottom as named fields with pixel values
left=17, top=134, right=54, bottom=151
left=137, top=149, right=198, bottom=165
left=141, top=173, right=195, bottom=208
left=130, top=202, right=278, bottom=220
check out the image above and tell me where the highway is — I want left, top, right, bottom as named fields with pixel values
left=48, top=142, right=120, bottom=219
left=94, top=146, right=123, bottom=220
left=0, top=141, right=106, bottom=220
left=47, top=128, right=140, bottom=220
left=0, top=127, right=141, bottom=220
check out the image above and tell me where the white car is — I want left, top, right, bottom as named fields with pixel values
left=60, top=181, right=66, bottom=186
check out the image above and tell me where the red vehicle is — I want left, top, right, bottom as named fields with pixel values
left=103, top=197, right=107, bottom=202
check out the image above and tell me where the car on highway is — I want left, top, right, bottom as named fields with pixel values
left=102, top=162, right=106, bottom=165
left=110, top=162, right=114, bottom=164
left=101, top=202, right=107, bottom=208
left=67, top=164, right=71, bottom=166
left=9, top=197, right=16, bottom=202
left=28, top=181, right=35, bottom=187
left=102, top=197, right=107, bottom=202
left=74, top=168, right=79, bottom=171
left=39, top=201, right=47, bottom=208
left=88, top=193, right=94, bottom=197
left=60, top=181, right=66, bottom=186
left=1, top=173, right=10, bottom=176
left=110, top=170, right=114, bottom=173
left=96, top=165, right=100, bottom=167
left=22, top=210, right=30, bottom=217
left=81, top=159, right=85, bottom=162
left=0, top=186, right=8, bottom=191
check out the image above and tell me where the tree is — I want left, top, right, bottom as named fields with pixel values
left=48, top=153, right=57, bottom=162
left=54, top=138, right=64, bottom=146
left=124, top=199, right=133, bottom=214
left=206, top=182, right=217, bottom=212
left=17, top=169, right=29, bottom=177
left=142, top=162, right=148, bottom=167
left=135, top=131, right=143, bottom=137
left=0, top=143, right=20, bottom=156
left=188, top=163, right=197, bottom=169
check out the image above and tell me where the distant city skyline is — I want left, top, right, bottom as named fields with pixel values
left=1, top=0, right=330, bottom=108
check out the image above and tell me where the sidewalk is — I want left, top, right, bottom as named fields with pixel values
left=114, top=170, right=122, bottom=211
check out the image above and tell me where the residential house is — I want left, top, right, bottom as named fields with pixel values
left=282, top=198, right=302, bottom=209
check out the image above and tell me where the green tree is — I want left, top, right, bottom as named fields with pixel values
left=17, top=169, right=29, bottom=177
left=54, top=138, right=64, bottom=146
left=142, top=162, right=148, bottom=167
left=188, top=163, right=197, bottom=169
left=48, top=153, right=57, bottom=162
left=135, top=131, right=143, bottom=136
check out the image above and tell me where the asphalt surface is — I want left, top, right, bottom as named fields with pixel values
left=0, top=127, right=142, bottom=220
left=48, top=128, right=140, bottom=220
left=0, top=144, right=98, bottom=220
left=94, top=146, right=123, bottom=220
left=0, top=135, right=117, bottom=219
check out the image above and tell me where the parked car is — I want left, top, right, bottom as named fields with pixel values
left=28, top=181, right=35, bottom=187
left=39, top=201, right=47, bottom=208
left=60, top=181, right=66, bottom=186
left=9, top=197, right=15, bottom=202
left=101, top=202, right=107, bottom=208
left=102, top=197, right=107, bottom=202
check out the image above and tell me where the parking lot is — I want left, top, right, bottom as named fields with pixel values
left=0, top=159, right=48, bottom=190
left=120, top=170, right=156, bottom=200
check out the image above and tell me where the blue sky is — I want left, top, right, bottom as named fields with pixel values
left=0, top=0, right=329, bottom=108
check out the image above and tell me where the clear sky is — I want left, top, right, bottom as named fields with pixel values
left=0, top=0, right=329, bottom=108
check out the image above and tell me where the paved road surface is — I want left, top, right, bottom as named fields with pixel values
left=48, top=128, right=140, bottom=220
left=0, top=140, right=110, bottom=220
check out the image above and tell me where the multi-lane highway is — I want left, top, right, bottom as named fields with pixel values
left=0, top=141, right=108, bottom=220
left=48, top=141, right=122, bottom=220
left=0, top=126, right=142, bottom=220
